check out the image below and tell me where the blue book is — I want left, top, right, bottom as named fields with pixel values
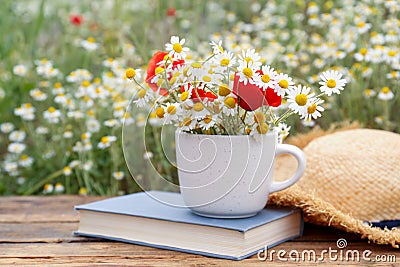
left=74, top=191, right=303, bottom=260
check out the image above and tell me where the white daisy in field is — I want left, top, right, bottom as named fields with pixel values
left=86, top=119, right=101, bottom=133
left=112, top=171, right=125, bottom=180
left=98, top=136, right=117, bottom=149
left=363, top=89, right=376, bottom=98
left=210, top=40, right=224, bottom=54
left=36, top=126, right=49, bottom=135
left=198, top=114, right=217, bottom=130
left=0, top=122, right=15, bottom=134
left=319, top=70, right=347, bottom=96
left=54, top=183, right=65, bottom=193
left=274, top=73, right=295, bottom=97
left=43, top=107, right=62, bottom=124
left=378, top=87, right=394, bottom=101
left=187, top=62, right=206, bottom=79
left=253, top=65, right=278, bottom=91
left=165, top=36, right=189, bottom=60
left=191, top=101, right=210, bottom=119
left=43, top=184, right=54, bottom=194
left=302, top=98, right=325, bottom=121
left=386, top=70, right=400, bottom=79
left=19, top=154, right=33, bottom=167
left=8, top=143, right=26, bottom=154
left=302, top=117, right=316, bottom=127
left=14, top=103, right=35, bottom=121
left=287, top=85, right=316, bottom=117
left=80, top=37, right=99, bottom=51
left=4, top=162, right=18, bottom=175
left=13, top=64, right=28, bottom=77
left=30, top=88, right=47, bottom=101
left=9, top=130, right=26, bottom=142
left=63, top=131, right=73, bottom=138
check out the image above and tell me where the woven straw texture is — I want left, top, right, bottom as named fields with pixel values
left=270, top=124, right=400, bottom=248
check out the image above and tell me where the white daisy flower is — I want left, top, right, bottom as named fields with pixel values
left=212, top=50, right=236, bottom=70
left=8, top=143, right=26, bottom=154
left=43, top=107, right=62, bottom=124
left=253, top=65, right=278, bottom=91
left=134, top=89, right=154, bottom=108
left=274, top=73, right=295, bottom=97
left=302, top=117, right=316, bottom=127
left=220, top=94, right=237, bottom=116
left=191, top=101, right=210, bottom=120
left=319, top=70, right=347, bottom=96
left=19, top=154, right=33, bottom=167
left=287, top=85, right=316, bottom=117
left=43, top=184, right=54, bottom=194
left=54, top=183, right=65, bottom=193
left=98, top=136, right=117, bottom=149
left=378, top=87, right=394, bottom=101
left=9, top=130, right=26, bottom=142
left=363, top=89, right=376, bottom=98
left=179, top=116, right=198, bottom=132
left=163, top=103, right=179, bottom=124
left=301, top=98, right=325, bottom=121
left=30, top=88, right=47, bottom=101
left=13, top=64, right=28, bottom=77
left=275, top=123, right=291, bottom=143
left=112, top=171, right=125, bottom=180
left=0, top=122, right=15, bottom=134
left=165, top=36, right=189, bottom=60
left=80, top=37, right=99, bottom=51
left=86, top=119, right=101, bottom=133
left=239, top=49, right=262, bottom=69
left=236, top=60, right=257, bottom=85
left=187, top=62, right=206, bottom=79
left=14, top=103, right=35, bottom=121
left=198, top=114, right=217, bottom=130
left=209, top=40, right=224, bottom=54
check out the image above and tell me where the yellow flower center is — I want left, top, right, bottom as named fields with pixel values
left=137, top=89, right=146, bottom=98
left=182, top=117, right=192, bottom=126
left=307, top=103, right=317, bottom=114
left=360, top=48, right=368, bottom=55
left=173, top=43, right=183, bottom=53
left=261, top=74, right=270, bottom=83
left=180, top=91, right=189, bottom=101
left=155, top=67, right=164, bottom=75
left=21, top=154, right=28, bottom=160
left=48, top=107, right=56, bottom=113
left=244, top=57, right=253, bottom=63
left=295, top=94, right=308, bottom=106
left=253, top=112, right=266, bottom=124
left=64, top=166, right=71, bottom=172
left=388, top=50, right=396, bottom=57
left=203, top=115, right=212, bottom=124
left=54, top=82, right=62, bottom=88
left=242, top=67, right=253, bottom=78
left=125, top=68, right=136, bottom=79
left=193, top=102, right=204, bottom=112
left=357, top=21, right=366, bottom=28
left=87, top=37, right=95, bottom=43
left=220, top=58, right=230, bottom=66
left=169, top=76, right=177, bottom=85
left=256, top=123, right=269, bottom=134
left=82, top=80, right=91, bottom=87
left=278, top=79, right=289, bottom=88
left=191, top=62, right=202, bottom=69
left=224, top=97, right=236, bottom=108
left=155, top=107, right=165, bottom=118
left=101, top=136, right=109, bottom=143
left=381, top=87, right=390, bottom=94
left=167, top=105, right=177, bottom=114
left=202, top=76, right=212, bottom=82
left=326, top=79, right=336, bottom=88
left=156, top=79, right=164, bottom=87
left=218, top=84, right=231, bottom=96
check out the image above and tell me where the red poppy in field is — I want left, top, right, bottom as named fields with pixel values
left=70, top=14, right=83, bottom=26
left=232, top=72, right=281, bottom=111
left=167, top=8, right=176, bottom=17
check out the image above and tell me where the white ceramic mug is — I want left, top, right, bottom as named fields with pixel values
left=175, top=131, right=306, bottom=218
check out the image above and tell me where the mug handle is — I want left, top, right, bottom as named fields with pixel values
left=270, top=144, right=306, bottom=193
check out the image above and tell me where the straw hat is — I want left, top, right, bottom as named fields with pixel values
left=270, top=125, right=400, bottom=248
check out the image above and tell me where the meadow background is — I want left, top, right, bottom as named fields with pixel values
left=0, top=0, right=398, bottom=195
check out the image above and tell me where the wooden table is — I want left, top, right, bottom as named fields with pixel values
left=0, top=196, right=398, bottom=266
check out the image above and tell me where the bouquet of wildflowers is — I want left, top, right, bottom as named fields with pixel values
left=127, top=36, right=347, bottom=141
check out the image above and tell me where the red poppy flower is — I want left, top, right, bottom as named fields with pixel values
left=167, top=8, right=176, bottom=17
left=70, top=14, right=83, bottom=26
left=232, top=72, right=281, bottom=111
left=191, top=88, right=217, bottom=102
left=145, top=51, right=170, bottom=96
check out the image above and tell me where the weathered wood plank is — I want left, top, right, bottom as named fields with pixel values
left=0, top=242, right=398, bottom=266
left=0, top=196, right=104, bottom=223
